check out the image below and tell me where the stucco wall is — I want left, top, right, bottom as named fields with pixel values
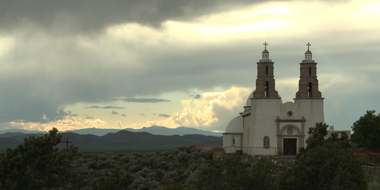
left=223, top=133, right=243, bottom=153
left=294, top=99, right=324, bottom=146
left=247, top=98, right=282, bottom=155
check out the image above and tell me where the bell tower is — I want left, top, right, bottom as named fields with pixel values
left=253, top=42, right=279, bottom=99
left=295, top=42, right=322, bottom=99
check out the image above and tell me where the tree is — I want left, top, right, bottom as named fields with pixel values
left=0, top=128, right=78, bottom=189
left=279, top=123, right=367, bottom=190
left=352, top=110, right=380, bottom=151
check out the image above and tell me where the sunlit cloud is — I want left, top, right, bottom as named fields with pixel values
left=127, top=86, right=250, bottom=130
left=0, top=36, right=15, bottom=59
left=84, top=119, right=107, bottom=128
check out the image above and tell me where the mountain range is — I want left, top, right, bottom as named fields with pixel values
left=0, top=126, right=222, bottom=137
left=0, top=127, right=223, bottom=152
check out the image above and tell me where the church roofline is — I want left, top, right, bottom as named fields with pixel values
left=293, top=97, right=325, bottom=100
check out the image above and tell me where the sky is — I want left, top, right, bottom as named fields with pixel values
left=0, top=0, right=379, bottom=132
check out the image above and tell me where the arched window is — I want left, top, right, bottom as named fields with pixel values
left=264, top=136, right=270, bottom=149
left=232, top=137, right=235, bottom=145
left=266, top=65, right=268, bottom=75
left=309, top=66, right=311, bottom=76
left=265, top=82, right=269, bottom=97
left=308, top=82, right=312, bottom=97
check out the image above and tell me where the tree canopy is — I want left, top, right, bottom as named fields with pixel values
left=279, top=123, right=367, bottom=190
left=352, top=110, right=380, bottom=151
left=0, top=128, right=78, bottom=189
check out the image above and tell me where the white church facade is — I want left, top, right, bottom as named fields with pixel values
left=223, top=42, right=349, bottom=156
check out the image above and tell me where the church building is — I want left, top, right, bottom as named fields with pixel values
left=223, top=42, right=336, bottom=156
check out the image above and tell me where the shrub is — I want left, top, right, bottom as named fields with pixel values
left=162, top=171, right=179, bottom=184
left=177, top=151, right=191, bottom=162
left=136, top=167, right=151, bottom=178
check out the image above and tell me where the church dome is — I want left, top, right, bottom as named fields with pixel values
left=245, top=90, right=255, bottom=106
left=305, top=50, right=312, bottom=54
left=225, top=116, right=243, bottom=133
left=262, top=49, right=269, bottom=53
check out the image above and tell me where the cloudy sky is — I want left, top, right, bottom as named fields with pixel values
left=0, top=0, right=379, bottom=132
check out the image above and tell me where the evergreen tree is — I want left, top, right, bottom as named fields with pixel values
left=0, top=128, right=78, bottom=189
left=279, top=123, right=367, bottom=190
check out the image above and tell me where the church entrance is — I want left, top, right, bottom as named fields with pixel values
left=283, top=138, right=297, bottom=155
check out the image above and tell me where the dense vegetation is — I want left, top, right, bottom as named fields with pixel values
left=352, top=110, right=380, bottom=151
left=279, top=123, right=367, bottom=190
left=0, top=121, right=379, bottom=189
left=0, top=128, right=78, bottom=189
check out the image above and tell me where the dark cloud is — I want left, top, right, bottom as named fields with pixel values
left=121, top=114, right=126, bottom=117
left=86, top=106, right=102, bottom=109
left=194, top=94, right=201, bottom=99
left=103, top=106, right=125, bottom=109
left=86, top=116, right=94, bottom=119
left=158, top=114, right=170, bottom=118
left=86, top=106, right=125, bottom=109
left=70, top=114, right=78, bottom=116
left=111, top=111, right=118, bottom=115
left=0, top=0, right=256, bottom=34
left=121, top=98, right=170, bottom=103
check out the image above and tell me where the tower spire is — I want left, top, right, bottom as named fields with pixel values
left=253, top=42, right=279, bottom=99
left=296, top=42, right=322, bottom=99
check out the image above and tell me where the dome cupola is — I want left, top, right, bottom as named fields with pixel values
left=260, top=42, right=271, bottom=62
left=303, top=42, right=314, bottom=62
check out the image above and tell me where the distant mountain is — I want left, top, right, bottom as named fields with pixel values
left=0, top=130, right=222, bottom=152
left=0, top=126, right=222, bottom=138
left=64, top=126, right=222, bottom=137
left=65, top=128, right=121, bottom=136
left=125, top=126, right=222, bottom=137
left=0, top=129, right=43, bottom=135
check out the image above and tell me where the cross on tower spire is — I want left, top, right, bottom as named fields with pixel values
left=263, top=42, right=268, bottom=50
left=306, top=42, right=311, bottom=50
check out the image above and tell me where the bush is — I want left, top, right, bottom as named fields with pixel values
left=129, top=164, right=143, bottom=173
left=162, top=171, right=179, bottom=184
left=136, top=167, right=151, bottom=178
left=92, top=167, right=134, bottom=190
left=196, top=155, right=276, bottom=190
left=177, top=151, right=191, bottom=162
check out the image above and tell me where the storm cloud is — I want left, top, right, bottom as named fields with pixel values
left=121, top=98, right=171, bottom=103
left=86, top=106, right=126, bottom=109
left=0, top=0, right=379, bottom=132
left=0, top=0, right=259, bottom=34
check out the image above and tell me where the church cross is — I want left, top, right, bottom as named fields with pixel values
left=263, top=42, right=268, bottom=50
left=62, top=138, right=72, bottom=150
left=306, top=42, right=311, bottom=50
